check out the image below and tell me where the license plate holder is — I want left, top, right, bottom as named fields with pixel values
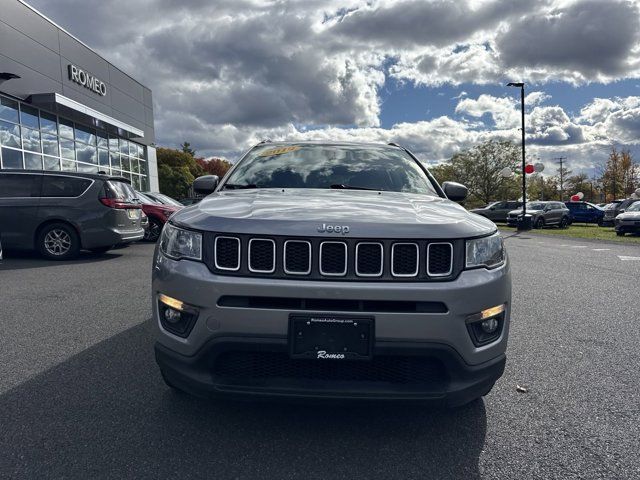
left=289, top=314, right=373, bottom=360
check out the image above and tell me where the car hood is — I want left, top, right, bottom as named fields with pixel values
left=617, top=211, right=640, bottom=220
left=171, top=189, right=496, bottom=239
left=508, top=209, right=543, bottom=215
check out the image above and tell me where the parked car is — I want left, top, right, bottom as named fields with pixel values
left=507, top=201, right=571, bottom=228
left=153, top=141, right=511, bottom=407
left=602, top=200, right=624, bottom=226
left=178, top=197, right=203, bottom=206
left=0, top=171, right=144, bottom=260
left=140, top=210, right=150, bottom=235
left=134, top=191, right=182, bottom=242
left=564, top=201, right=605, bottom=225
left=470, top=201, right=523, bottom=222
left=615, top=201, right=640, bottom=236
left=143, top=192, right=184, bottom=208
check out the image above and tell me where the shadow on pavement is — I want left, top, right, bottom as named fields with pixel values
left=0, top=321, right=487, bottom=480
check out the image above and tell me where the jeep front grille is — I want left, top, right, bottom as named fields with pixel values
left=205, top=233, right=461, bottom=282
left=248, top=239, right=275, bottom=273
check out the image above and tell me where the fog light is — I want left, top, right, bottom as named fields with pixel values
left=481, top=317, right=499, bottom=334
left=480, top=304, right=505, bottom=319
left=466, top=303, right=506, bottom=347
left=158, top=293, right=199, bottom=338
left=164, top=307, right=182, bottom=324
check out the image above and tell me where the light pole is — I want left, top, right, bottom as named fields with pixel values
left=507, top=82, right=530, bottom=231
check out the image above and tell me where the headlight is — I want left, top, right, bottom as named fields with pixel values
left=159, top=223, right=202, bottom=261
left=466, top=232, right=505, bottom=269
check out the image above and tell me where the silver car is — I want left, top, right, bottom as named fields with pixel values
left=152, top=142, right=511, bottom=407
left=614, top=201, right=640, bottom=236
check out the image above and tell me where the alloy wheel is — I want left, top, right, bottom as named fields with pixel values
left=43, top=229, right=72, bottom=256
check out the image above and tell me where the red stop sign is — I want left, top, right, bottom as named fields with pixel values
left=524, top=164, right=535, bottom=174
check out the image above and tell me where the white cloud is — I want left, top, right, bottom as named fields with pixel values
left=25, top=0, right=640, bottom=169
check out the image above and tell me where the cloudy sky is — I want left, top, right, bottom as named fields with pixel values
left=30, top=0, right=640, bottom=174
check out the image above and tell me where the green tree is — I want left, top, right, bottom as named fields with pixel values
left=181, top=141, right=196, bottom=157
left=430, top=140, right=521, bottom=207
left=157, top=147, right=204, bottom=198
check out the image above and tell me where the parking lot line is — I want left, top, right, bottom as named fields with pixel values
left=618, top=256, right=640, bottom=261
left=592, top=248, right=611, bottom=251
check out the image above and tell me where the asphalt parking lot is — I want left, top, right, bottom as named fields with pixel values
left=0, top=235, right=639, bottom=479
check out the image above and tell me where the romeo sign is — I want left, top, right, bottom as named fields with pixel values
left=68, top=64, right=107, bottom=96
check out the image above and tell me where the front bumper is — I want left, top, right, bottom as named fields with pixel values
left=152, top=251, right=511, bottom=404
left=615, top=221, right=640, bottom=233
left=156, top=338, right=505, bottom=407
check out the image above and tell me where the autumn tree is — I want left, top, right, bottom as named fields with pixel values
left=195, top=157, right=232, bottom=178
left=601, top=147, right=638, bottom=200
left=528, top=174, right=559, bottom=201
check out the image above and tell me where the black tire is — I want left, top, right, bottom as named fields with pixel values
left=144, top=218, right=163, bottom=242
left=88, top=245, right=114, bottom=254
left=535, top=217, right=545, bottom=229
left=559, top=217, right=569, bottom=229
left=37, top=222, right=80, bottom=260
left=616, top=231, right=625, bottom=237
left=597, top=219, right=604, bottom=227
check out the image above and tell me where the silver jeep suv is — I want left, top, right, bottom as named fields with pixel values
left=152, top=142, right=511, bottom=406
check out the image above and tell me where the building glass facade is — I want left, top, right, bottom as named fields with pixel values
left=0, top=94, right=149, bottom=190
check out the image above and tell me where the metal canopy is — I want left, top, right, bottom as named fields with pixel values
left=28, top=92, right=144, bottom=139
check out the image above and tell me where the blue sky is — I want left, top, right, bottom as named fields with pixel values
left=30, top=0, right=640, bottom=175
left=379, top=79, right=640, bottom=128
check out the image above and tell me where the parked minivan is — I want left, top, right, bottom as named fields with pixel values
left=0, top=170, right=144, bottom=259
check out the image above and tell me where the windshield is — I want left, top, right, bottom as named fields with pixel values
left=520, top=202, right=546, bottom=210
left=135, top=191, right=159, bottom=204
left=106, top=180, right=137, bottom=202
left=626, top=202, right=640, bottom=212
left=155, top=193, right=183, bottom=207
left=222, top=144, right=439, bottom=195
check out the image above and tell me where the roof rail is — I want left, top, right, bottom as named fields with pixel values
left=387, top=142, right=401, bottom=148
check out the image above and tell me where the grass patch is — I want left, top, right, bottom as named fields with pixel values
left=498, top=223, right=640, bottom=244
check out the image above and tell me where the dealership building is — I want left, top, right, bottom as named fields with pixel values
left=0, top=0, right=158, bottom=191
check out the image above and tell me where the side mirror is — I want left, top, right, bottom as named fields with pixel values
left=193, top=175, right=219, bottom=195
left=442, top=181, right=468, bottom=202
left=619, top=209, right=625, bottom=214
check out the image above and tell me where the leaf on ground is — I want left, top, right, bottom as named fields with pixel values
left=516, top=384, right=528, bottom=393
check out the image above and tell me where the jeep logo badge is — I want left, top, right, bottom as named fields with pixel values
left=317, top=223, right=350, bottom=235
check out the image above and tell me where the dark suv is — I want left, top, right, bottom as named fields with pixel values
left=507, top=201, right=571, bottom=228
left=0, top=170, right=143, bottom=259
left=471, top=201, right=523, bottom=222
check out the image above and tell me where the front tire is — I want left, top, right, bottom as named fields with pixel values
left=37, top=223, right=80, bottom=260
left=535, top=217, right=545, bottom=229
left=616, top=231, right=625, bottom=237
left=559, top=217, right=569, bottom=229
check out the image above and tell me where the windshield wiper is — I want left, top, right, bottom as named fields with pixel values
left=330, top=184, right=381, bottom=191
left=222, top=183, right=259, bottom=190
